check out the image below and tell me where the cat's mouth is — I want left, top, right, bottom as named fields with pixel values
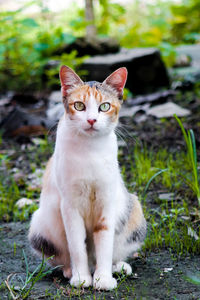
left=85, top=127, right=98, bottom=132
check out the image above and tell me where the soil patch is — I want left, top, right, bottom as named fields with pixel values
left=0, top=222, right=200, bottom=299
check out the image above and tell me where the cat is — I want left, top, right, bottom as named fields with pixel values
left=28, top=65, right=146, bottom=290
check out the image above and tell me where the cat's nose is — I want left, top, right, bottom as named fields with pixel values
left=87, top=119, right=97, bottom=126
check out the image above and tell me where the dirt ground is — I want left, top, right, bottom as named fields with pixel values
left=0, top=221, right=200, bottom=299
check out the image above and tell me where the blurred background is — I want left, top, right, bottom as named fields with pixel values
left=0, top=0, right=200, bottom=94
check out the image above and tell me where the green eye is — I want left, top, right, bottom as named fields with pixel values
left=74, top=101, right=85, bottom=111
left=99, top=102, right=110, bottom=112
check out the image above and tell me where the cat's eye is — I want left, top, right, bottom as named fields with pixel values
left=74, top=101, right=85, bottom=111
left=99, top=102, right=110, bottom=112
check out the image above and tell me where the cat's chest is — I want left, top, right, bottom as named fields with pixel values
left=70, top=181, right=107, bottom=226
left=56, top=147, right=117, bottom=182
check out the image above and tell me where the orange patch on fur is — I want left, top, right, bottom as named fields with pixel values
left=105, top=102, right=121, bottom=122
left=68, top=103, right=76, bottom=115
left=93, top=216, right=108, bottom=233
left=94, top=223, right=108, bottom=233
left=127, top=196, right=143, bottom=233
left=69, top=85, right=93, bottom=104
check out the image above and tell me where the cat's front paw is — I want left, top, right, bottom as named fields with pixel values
left=63, top=267, right=72, bottom=279
left=93, top=273, right=117, bottom=290
left=70, top=274, right=92, bottom=288
left=112, top=261, right=132, bottom=275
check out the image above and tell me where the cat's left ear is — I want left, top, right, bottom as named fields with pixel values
left=60, top=65, right=83, bottom=97
left=103, top=67, right=127, bottom=100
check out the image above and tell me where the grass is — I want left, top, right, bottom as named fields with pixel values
left=0, top=136, right=53, bottom=221
left=119, top=126, right=200, bottom=254
left=174, top=114, right=200, bottom=206
left=5, top=251, right=59, bottom=299
left=5, top=248, right=136, bottom=300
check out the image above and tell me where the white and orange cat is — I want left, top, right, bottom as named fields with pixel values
left=28, top=65, right=146, bottom=290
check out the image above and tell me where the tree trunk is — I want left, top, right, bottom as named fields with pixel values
left=85, top=0, right=97, bottom=42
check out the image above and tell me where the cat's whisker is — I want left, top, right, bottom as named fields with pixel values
left=47, top=122, right=59, bottom=138
left=116, top=124, right=138, bottom=145
left=115, top=128, right=128, bottom=148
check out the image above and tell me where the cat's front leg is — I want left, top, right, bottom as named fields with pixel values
left=93, top=201, right=117, bottom=290
left=61, top=201, right=92, bottom=288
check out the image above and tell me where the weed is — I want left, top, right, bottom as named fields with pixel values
left=144, top=201, right=200, bottom=254
left=174, top=114, right=200, bottom=206
left=185, top=273, right=200, bottom=285
left=143, top=168, right=168, bottom=198
left=0, top=137, right=54, bottom=222
left=5, top=250, right=59, bottom=299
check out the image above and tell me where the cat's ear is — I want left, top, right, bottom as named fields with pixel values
left=60, top=65, right=83, bottom=97
left=103, top=67, right=127, bottom=100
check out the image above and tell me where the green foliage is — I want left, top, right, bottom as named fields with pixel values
left=144, top=201, right=200, bottom=254
left=5, top=250, right=58, bottom=299
left=94, top=0, right=199, bottom=66
left=1, top=0, right=200, bottom=91
left=170, top=0, right=200, bottom=44
left=174, top=114, right=200, bottom=206
left=46, top=52, right=88, bottom=88
left=119, top=139, right=200, bottom=254
left=0, top=136, right=54, bottom=222
left=0, top=2, right=83, bottom=93
left=185, top=273, right=200, bottom=285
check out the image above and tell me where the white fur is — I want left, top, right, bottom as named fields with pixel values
left=29, top=86, right=145, bottom=290
left=53, top=101, right=125, bottom=289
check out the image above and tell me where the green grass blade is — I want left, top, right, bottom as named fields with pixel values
left=143, top=168, right=168, bottom=198
left=174, top=114, right=190, bottom=150
left=189, top=129, right=197, bottom=171
left=22, top=250, right=29, bottom=285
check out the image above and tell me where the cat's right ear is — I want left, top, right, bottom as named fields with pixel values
left=59, top=65, right=83, bottom=97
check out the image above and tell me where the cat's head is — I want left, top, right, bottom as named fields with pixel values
left=59, top=65, right=127, bottom=137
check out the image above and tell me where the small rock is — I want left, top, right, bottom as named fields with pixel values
left=163, top=267, right=173, bottom=273
left=134, top=114, right=148, bottom=123
left=13, top=172, right=25, bottom=185
left=15, top=198, right=33, bottom=208
left=47, top=103, right=64, bottom=121
left=119, top=105, right=142, bottom=118
left=147, top=102, right=190, bottom=118
left=173, top=54, right=191, bottom=68
left=181, top=216, right=190, bottom=221
left=133, top=252, right=139, bottom=258
left=120, top=104, right=149, bottom=118
left=187, top=226, right=199, bottom=241
left=49, top=91, right=62, bottom=104
left=158, top=193, right=174, bottom=201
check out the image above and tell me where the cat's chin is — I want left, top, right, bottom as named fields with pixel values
left=85, top=127, right=98, bottom=132
left=82, top=127, right=108, bottom=138
left=83, top=128, right=100, bottom=137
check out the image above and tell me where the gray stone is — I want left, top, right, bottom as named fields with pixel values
left=119, top=104, right=150, bottom=118
left=47, top=91, right=64, bottom=122
left=147, top=102, right=191, bottom=118
left=15, top=198, right=33, bottom=208
left=176, top=44, right=200, bottom=69
left=82, top=48, right=170, bottom=95
left=47, top=103, right=64, bottom=121
left=158, top=193, right=174, bottom=201
left=49, top=91, right=62, bottom=104
left=171, top=44, right=200, bottom=88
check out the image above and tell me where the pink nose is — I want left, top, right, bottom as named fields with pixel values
left=87, top=119, right=96, bottom=126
